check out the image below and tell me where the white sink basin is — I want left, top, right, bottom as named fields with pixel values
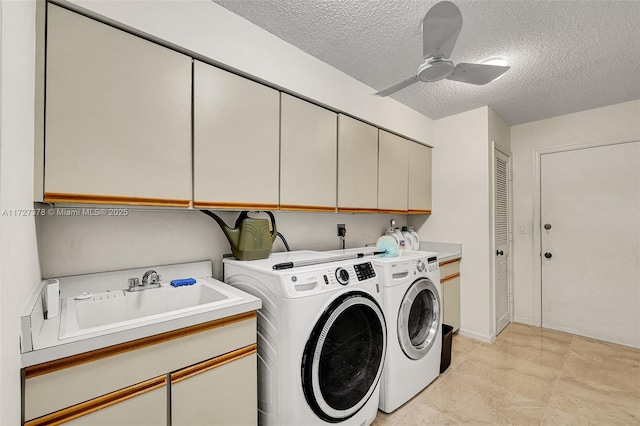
left=59, top=280, right=242, bottom=339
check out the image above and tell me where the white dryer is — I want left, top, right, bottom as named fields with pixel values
left=371, top=250, right=442, bottom=413
left=223, top=250, right=387, bottom=426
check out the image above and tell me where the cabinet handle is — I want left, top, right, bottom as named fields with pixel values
left=496, top=250, right=504, bottom=256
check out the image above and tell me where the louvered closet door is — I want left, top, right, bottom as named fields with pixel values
left=495, top=148, right=511, bottom=335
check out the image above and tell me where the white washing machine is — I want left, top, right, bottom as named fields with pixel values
left=223, top=250, right=387, bottom=426
left=371, top=250, right=442, bottom=413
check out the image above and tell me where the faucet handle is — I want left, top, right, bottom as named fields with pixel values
left=128, top=278, right=139, bottom=289
left=152, top=274, right=162, bottom=284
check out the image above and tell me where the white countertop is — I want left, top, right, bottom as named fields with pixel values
left=21, top=261, right=261, bottom=367
left=419, top=241, right=462, bottom=263
left=325, top=244, right=461, bottom=263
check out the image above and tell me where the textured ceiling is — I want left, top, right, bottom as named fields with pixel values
left=212, top=0, right=640, bottom=125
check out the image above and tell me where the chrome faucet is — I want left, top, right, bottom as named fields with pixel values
left=142, top=270, right=161, bottom=286
left=127, top=270, right=162, bottom=292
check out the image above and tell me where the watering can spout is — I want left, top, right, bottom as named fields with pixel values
left=201, top=210, right=277, bottom=261
left=220, top=222, right=240, bottom=247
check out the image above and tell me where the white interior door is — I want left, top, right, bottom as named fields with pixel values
left=494, top=148, right=512, bottom=335
left=540, top=141, right=640, bottom=348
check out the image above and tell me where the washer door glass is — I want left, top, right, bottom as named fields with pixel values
left=302, top=291, right=386, bottom=423
left=397, top=278, right=440, bottom=360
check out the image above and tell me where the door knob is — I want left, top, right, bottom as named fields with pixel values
left=496, top=250, right=504, bottom=256
left=544, top=223, right=552, bottom=230
left=544, top=252, right=552, bottom=259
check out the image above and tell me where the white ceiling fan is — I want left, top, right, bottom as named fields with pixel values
left=375, top=1, right=510, bottom=97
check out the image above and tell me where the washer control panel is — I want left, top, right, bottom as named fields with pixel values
left=285, top=261, right=378, bottom=297
left=411, top=255, right=439, bottom=274
left=354, top=262, right=376, bottom=281
left=427, top=256, right=439, bottom=273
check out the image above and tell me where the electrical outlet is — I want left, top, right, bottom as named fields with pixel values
left=337, top=224, right=346, bottom=237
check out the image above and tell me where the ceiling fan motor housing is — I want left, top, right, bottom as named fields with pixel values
left=417, top=58, right=454, bottom=82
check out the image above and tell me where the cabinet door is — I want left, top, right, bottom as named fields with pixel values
left=172, top=349, right=257, bottom=425
left=337, top=115, right=378, bottom=212
left=26, top=377, right=167, bottom=426
left=193, top=61, right=280, bottom=209
left=378, top=130, right=409, bottom=213
left=44, top=4, right=192, bottom=207
left=280, top=94, right=337, bottom=211
left=408, top=142, right=432, bottom=213
left=65, top=381, right=166, bottom=426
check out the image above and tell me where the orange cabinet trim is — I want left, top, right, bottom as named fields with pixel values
left=194, top=201, right=279, bottom=210
left=24, top=311, right=257, bottom=379
left=440, top=272, right=461, bottom=283
left=170, top=344, right=257, bottom=384
left=376, top=209, right=409, bottom=214
left=44, top=192, right=190, bottom=207
left=408, top=209, right=432, bottom=215
left=24, top=375, right=166, bottom=426
left=337, top=207, right=378, bottom=213
left=439, top=258, right=461, bottom=267
left=279, top=204, right=336, bottom=212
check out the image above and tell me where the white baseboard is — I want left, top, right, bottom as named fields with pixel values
left=457, top=328, right=494, bottom=343
left=514, top=316, right=540, bottom=326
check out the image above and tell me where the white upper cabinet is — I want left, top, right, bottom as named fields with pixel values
left=44, top=4, right=192, bottom=207
left=408, top=142, right=433, bottom=213
left=378, top=130, right=409, bottom=213
left=280, top=93, right=337, bottom=211
left=193, top=61, right=280, bottom=209
left=337, top=115, right=378, bottom=212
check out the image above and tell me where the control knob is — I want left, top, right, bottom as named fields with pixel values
left=335, top=268, right=350, bottom=285
left=416, top=260, right=426, bottom=273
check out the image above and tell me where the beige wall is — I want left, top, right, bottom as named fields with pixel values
left=37, top=210, right=406, bottom=279
left=489, top=107, right=511, bottom=152
left=413, top=106, right=510, bottom=342
left=511, top=99, right=640, bottom=324
left=0, top=1, right=42, bottom=424
left=411, top=107, right=494, bottom=341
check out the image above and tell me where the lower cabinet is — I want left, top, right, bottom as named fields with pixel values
left=23, top=312, right=257, bottom=426
left=440, top=259, right=461, bottom=332
left=172, top=350, right=257, bottom=425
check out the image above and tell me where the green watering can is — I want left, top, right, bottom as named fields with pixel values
left=201, top=210, right=277, bottom=261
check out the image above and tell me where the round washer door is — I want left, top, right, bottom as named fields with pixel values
left=301, top=291, right=386, bottom=423
left=397, top=278, right=440, bottom=360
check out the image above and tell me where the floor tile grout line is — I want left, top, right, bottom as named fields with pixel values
left=538, top=334, right=575, bottom=425
left=444, top=335, right=483, bottom=377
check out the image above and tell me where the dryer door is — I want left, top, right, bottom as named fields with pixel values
left=301, top=291, right=386, bottom=423
left=398, top=278, right=440, bottom=360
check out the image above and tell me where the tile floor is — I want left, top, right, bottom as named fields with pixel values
left=372, top=322, right=640, bottom=425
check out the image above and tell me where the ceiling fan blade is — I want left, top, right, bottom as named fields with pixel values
left=446, top=63, right=510, bottom=85
left=375, top=75, right=420, bottom=97
left=422, top=1, right=463, bottom=59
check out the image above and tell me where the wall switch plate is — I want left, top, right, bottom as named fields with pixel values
left=516, top=220, right=531, bottom=235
